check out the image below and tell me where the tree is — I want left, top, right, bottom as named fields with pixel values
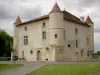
left=97, top=51, right=100, bottom=56
left=0, top=29, right=13, bottom=57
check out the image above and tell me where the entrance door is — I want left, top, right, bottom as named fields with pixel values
left=37, top=51, right=41, bottom=60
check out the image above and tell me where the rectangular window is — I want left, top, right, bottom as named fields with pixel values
left=42, top=22, right=45, bottom=28
left=81, top=50, right=83, bottom=57
left=87, top=50, right=90, bottom=56
left=68, top=44, right=71, bottom=48
left=42, top=31, right=46, bottom=39
left=75, top=28, right=78, bottom=35
left=24, top=27, right=27, bottom=31
left=64, top=30, right=65, bottom=40
left=87, top=37, right=89, bottom=45
left=24, top=36, right=28, bottom=45
left=54, top=34, right=58, bottom=38
left=76, top=40, right=78, bottom=48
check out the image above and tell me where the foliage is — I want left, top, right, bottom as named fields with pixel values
left=96, top=51, right=100, bottom=56
left=27, top=63, right=100, bottom=75
left=0, top=64, right=23, bottom=70
left=0, top=29, right=13, bottom=57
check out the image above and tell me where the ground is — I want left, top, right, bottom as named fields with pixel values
left=0, top=61, right=100, bottom=75
left=27, top=63, right=100, bottom=75
left=0, top=61, right=45, bottom=75
left=0, top=64, right=23, bottom=70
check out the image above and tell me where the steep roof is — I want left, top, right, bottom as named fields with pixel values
left=86, top=16, right=93, bottom=24
left=63, top=11, right=90, bottom=27
left=50, top=2, right=61, bottom=13
left=14, top=16, right=22, bottom=25
left=16, top=15, right=49, bottom=26
left=15, top=3, right=91, bottom=27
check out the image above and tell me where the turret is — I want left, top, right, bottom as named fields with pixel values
left=13, top=16, right=22, bottom=56
left=86, top=16, right=94, bottom=54
left=86, top=16, right=93, bottom=25
left=14, top=16, right=22, bottom=25
left=49, top=3, right=64, bottom=46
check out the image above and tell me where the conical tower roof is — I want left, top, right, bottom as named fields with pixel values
left=14, top=16, right=22, bottom=25
left=50, top=2, right=61, bottom=13
left=86, top=16, right=93, bottom=24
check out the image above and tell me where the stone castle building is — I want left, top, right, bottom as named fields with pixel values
left=13, top=3, right=94, bottom=61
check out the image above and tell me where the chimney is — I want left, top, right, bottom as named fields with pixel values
left=80, top=16, right=84, bottom=23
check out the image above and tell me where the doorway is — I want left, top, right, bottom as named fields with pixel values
left=22, top=51, right=24, bottom=59
left=37, top=51, right=41, bottom=60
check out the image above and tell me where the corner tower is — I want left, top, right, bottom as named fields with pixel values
left=86, top=16, right=94, bottom=59
left=49, top=3, right=64, bottom=46
left=13, top=16, right=22, bottom=56
left=49, top=3, right=64, bottom=61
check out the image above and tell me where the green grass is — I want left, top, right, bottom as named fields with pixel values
left=27, top=63, right=100, bottom=75
left=0, top=64, right=23, bottom=70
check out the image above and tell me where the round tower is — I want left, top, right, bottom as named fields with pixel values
left=13, top=16, right=22, bottom=56
left=86, top=16, right=94, bottom=59
left=49, top=3, right=64, bottom=46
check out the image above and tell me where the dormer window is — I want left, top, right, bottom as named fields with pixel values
left=42, top=22, right=45, bottom=28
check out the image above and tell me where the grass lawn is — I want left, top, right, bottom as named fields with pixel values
left=27, top=63, right=100, bottom=75
left=0, top=64, right=23, bottom=70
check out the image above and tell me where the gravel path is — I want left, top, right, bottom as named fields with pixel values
left=90, top=72, right=100, bottom=75
left=0, top=62, right=45, bottom=75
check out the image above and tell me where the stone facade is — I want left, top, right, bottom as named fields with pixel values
left=13, top=3, right=94, bottom=62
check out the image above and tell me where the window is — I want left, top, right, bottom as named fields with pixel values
left=76, top=40, right=78, bottom=48
left=54, top=34, right=58, bottom=38
left=75, top=28, right=78, bottom=35
left=87, top=37, right=89, bottom=45
left=76, top=52, right=78, bottom=54
left=42, top=31, right=46, bottom=39
left=46, top=59, right=48, bottom=60
left=24, top=27, right=27, bottom=31
left=42, top=22, right=45, bottom=28
left=64, top=30, right=66, bottom=40
left=68, top=44, right=71, bottom=47
left=81, top=50, right=83, bottom=57
left=46, top=47, right=49, bottom=50
left=30, top=50, right=33, bottom=54
left=24, top=36, right=28, bottom=45
left=87, top=50, right=90, bottom=56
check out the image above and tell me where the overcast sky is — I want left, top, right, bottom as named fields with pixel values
left=0, top=0, right=100, bottom=51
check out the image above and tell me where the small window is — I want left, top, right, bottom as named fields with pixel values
left=68, top=44, right=71, bottom=47
left=64, top=30, right=66, bottom=40
left=75, top=28, right=78, bottom=35
left=25, top=27, right=27, bottom=31
left=76, top=40, right=78, bottom=48
left=30, top=50, right=33, bottom=54
left=76, top=52, right=78, bottom=54
left=42, top=31, right=46, bottom=39
left=87, top=37, right=89, bottom=45
left=81, top=50, right=83, bottom=57
left=46, top=59, right=48, bottom=60
left=46, top=47, right=49, bottom=50
left=42, top=22, right=45, bottom=28
left=87, top=50, right=89, bottom=56
left=54, top=34, right=58, bottom=38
